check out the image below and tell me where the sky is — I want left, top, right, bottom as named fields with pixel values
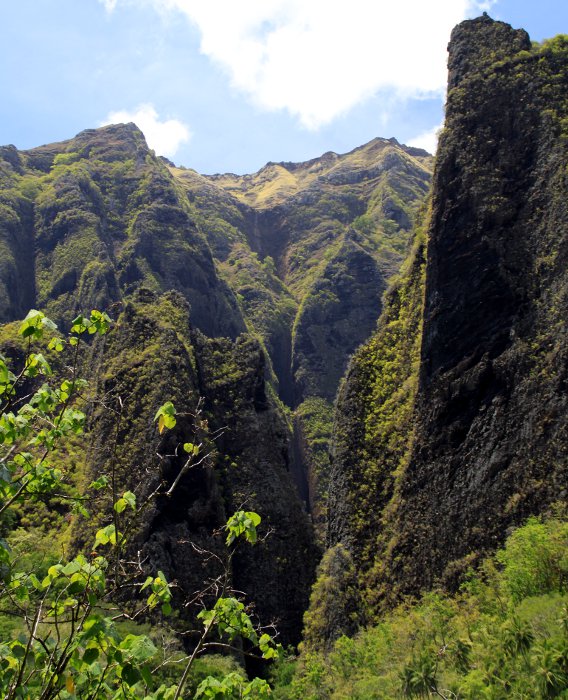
left=0, top=0, right=566, bottom=174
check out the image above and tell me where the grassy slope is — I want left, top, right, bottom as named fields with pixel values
left=275, top=516, right=568, bottom=700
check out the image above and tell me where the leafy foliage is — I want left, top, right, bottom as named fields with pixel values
left=301, top=544, right=363, bottom=653
left=225, top=511, right=262, bottom=546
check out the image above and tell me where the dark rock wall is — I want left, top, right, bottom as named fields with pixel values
left=193, top=331, right=318, bottom=642
left=328, top=229, right=426, bottom=607
left=393, top=17, right=568, bottom=593
left=291, top=235, right=387, bottom=406
left=329, top=17, right=568, bottom=609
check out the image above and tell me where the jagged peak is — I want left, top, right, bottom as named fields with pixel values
left=448, top=14, right=531, bottom=89
left=77, top=121, right=144, bottom=139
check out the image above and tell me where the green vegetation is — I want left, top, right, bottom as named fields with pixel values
left=0, top=23, right=567, bottom=700
left=272, top=515, right=568, bottom=699
left=0, top=309, right=281, bottom=698
left=300, top=544, right=363, bottom=654
left=294, top=398, right=333, bottom=539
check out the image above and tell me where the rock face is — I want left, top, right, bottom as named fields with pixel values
left=73, top=290, right=317, bottom=645
left=0, top=127, right=314, bottom=643
left=192, top=138, right=431, bottom=412
left=329, top=16, right=568, bottom=610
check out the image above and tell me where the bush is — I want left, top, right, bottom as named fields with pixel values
left=497, top=517, right=568, bottom=602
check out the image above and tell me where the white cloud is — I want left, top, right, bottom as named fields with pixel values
left=101, top=104, right=191, bottom=158
left=407, top=123, right=443, bottom=155
left=99, top=0, right=118, bottom=12
left=123, top=0, right=494, bottom=129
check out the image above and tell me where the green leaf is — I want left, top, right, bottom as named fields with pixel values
left=20, top=310, right=56, bottom=340
left=259, top=633, right=280, bottom=660
left=154, top=402, right=177, bottom=434
left=71, top=315, right=89, bottom=335
left=24, top=353, right=52, bottom=378
left=29, top=574, right=42, bottom=590
left=226, top=511, right=262, bottom=546
left=123, top=490, right=136, bottom=510
left=121, top=663, right=141, bottom=686
left=140, top=665, right=153, bottom=687
left=11, top=642, right=26, bottom=659
left=89, top=309, right=113, bottom=335
left=47, top=336, right=65, bottom=352
left=113, top=491, right=136, bottom=514
left=47, top=564, right=63, bottom=579
left=62, top=560, right=81, bottom=576
left=94, top=524, right=119, bottom=547
left=83, top=647, right=99, bottom=665
left=243, top=677, right=272, bottom=697
left=140, top=576, right=154, bottom=592
left=195, top=676, right=227, bottom=699
left=90, top=475, right=109, bottom=490
left=114, top=498, right=127, bottom=514
left=120, top=634, right=158, bottom=663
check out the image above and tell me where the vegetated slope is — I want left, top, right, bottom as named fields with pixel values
left=171, top=139, right=432, bottom=535
left=281, top=516, right=568, bottom=699
left=329, top=15, right=568, bottom=613
left=0, top=127, right=432, bottom=543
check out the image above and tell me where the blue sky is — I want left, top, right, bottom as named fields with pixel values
left=0, top=0, right=566, bottom=174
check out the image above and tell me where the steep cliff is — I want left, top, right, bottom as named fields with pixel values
left=0, top=115, right=433, bottom=639
left=0, top=130, right=432, bottom=540
left=329, top=16, right=568, bottom=610
left=0, top=127, right=318, bottom=644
